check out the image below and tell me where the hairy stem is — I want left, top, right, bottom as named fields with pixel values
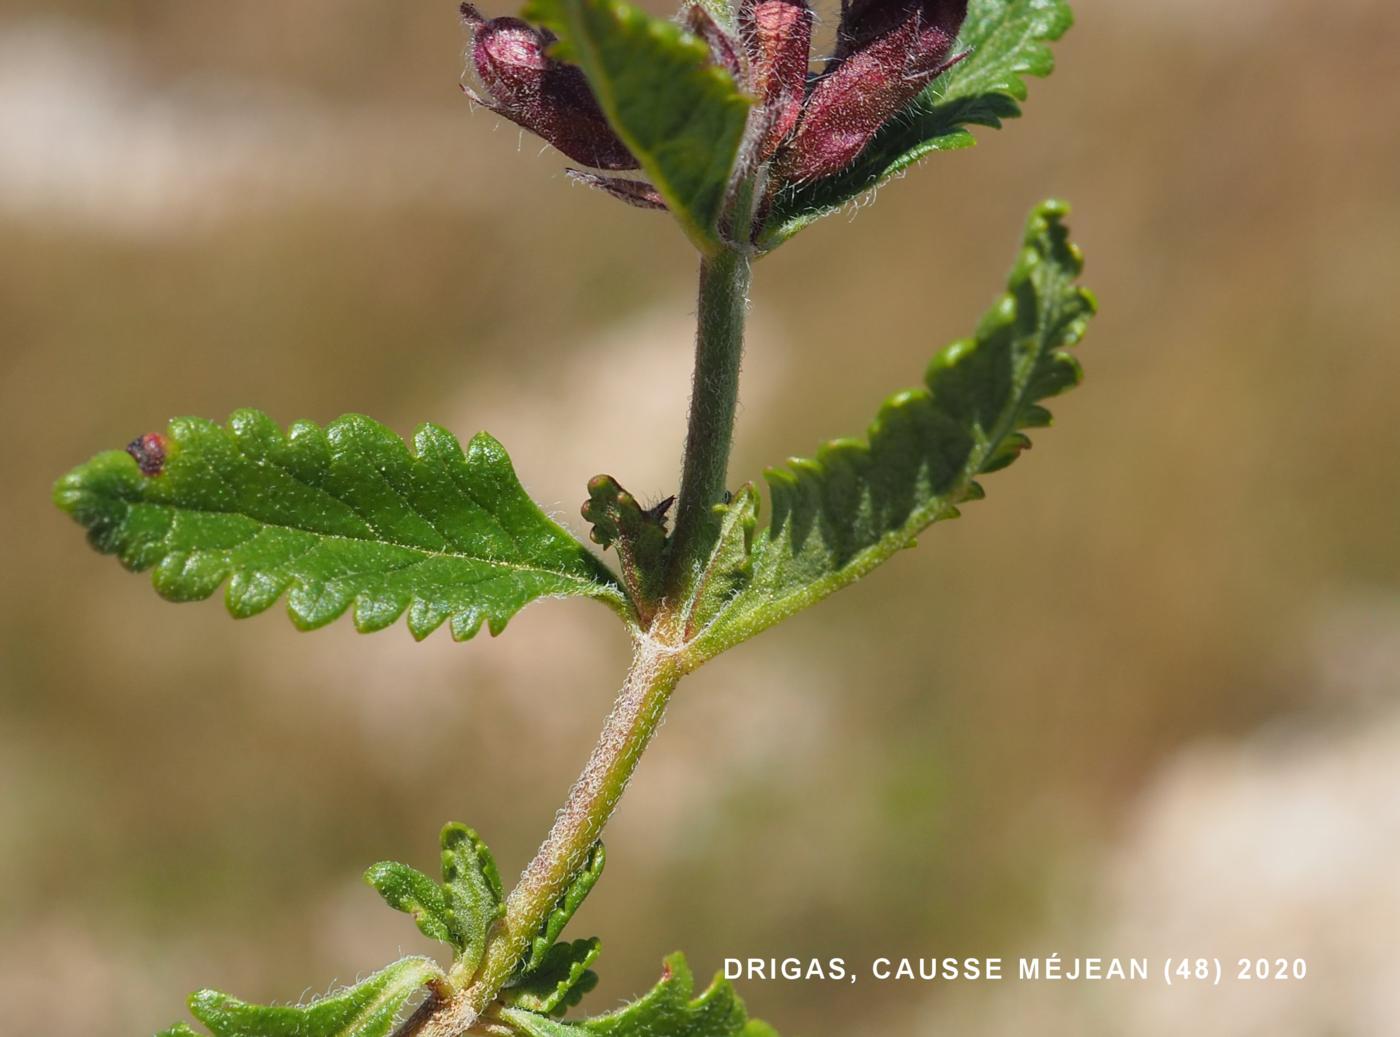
left=664, top=245, right=752, bottom=603
left=414, top=240, right=750, bottom=1035
left=419, top=641, right=684, bottom=1036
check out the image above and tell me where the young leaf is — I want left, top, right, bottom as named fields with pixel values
left=499, top=952, right=776, bottom=1037
left=364, top=861, right=456, bottom=947
left=760, top=0, right=1074, bottom=247
left=54, top=410, right=632, bottom=639
left=581, top=475, right=672, bottom=622
left=520, top=842, right=606, bottom=976
left=504, top=937, right=602, bottom=1015
left=440, top=822, right=506, bottom=973
left=171, top=957, right=442, bottom=1037
left=365, top=823, right=504, bottom=973
left=523, top=0, right=752, bottom=253
left=691, top=200, right=1095, bottom=658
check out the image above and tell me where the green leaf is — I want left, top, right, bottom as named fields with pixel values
left=367, top=823, right=504, bottom=975
left=175, top=957, right=442, bottom=1037
left=760, top=0, right=1074, bottom=248
left=523, top=0, right=752, bottom=253
left=440, top=822, right=505, bottom=972
left=54, top=410, right=631, bottom=639
left=581, top=475, right=671, bottom=622
left=505, top=937, right=602, bottom=1015
left=693, top=200, right=1095, bottom=657
left=672, top=484, right=757, bottom=641
left=500, top=952, right=776, bottom=1037
left=520, top=842, right=606, bottom=976
left=365, top=861, right=456, bottom=946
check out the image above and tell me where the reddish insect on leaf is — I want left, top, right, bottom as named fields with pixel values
left=125, top=433, right=168, bottom=477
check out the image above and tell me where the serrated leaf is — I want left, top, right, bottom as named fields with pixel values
left=54, top=410, right=631, bottom=640
left=175, top=957, right=441, bottom=1037
left=505, top=937, right=602, bottom=1015
left=692, top=200, right=1095, bottom=657
left=673, top=484, right=757, bottom=640
left=367, top=823, right=503, bottom=975
left=500, top=952, right=775, bottom=1037
left=761, top=0, right=1074, bottom=247
left=365, top=861, right=457, bottom=947
left=520, top=842, right=606, bottom=976
left=441, top=822, right=505, bottom=974
left=523, top=0, right=752, bottom=253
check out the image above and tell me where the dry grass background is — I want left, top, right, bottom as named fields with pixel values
left=1, top=1, right=1398, bottom=1034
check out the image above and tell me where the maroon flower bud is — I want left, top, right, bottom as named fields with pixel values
left=461, top=3, right=638, bottom=171
left=684, top=5, right=743, bottom=79
left=739, top=0, right=813, bottom=159
left=836, top=0, right=965, bottom=61
left=777, top=0, right=966, bottom=181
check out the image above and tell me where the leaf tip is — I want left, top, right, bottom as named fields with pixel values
left=186, top=989, right=229, bottom=1026
left=363, top=860, right=395, bottom=888
left=156, top=1025, right=201, bottom=1037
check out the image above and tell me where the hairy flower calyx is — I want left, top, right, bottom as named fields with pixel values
left=776, top=0, right=969, bottom=181
left=461, top=3, right=639, bottom=171
left=460, top=0, right=969, bottom=242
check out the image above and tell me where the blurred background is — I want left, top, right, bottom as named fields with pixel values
left=2, top=0, right=1398, bottom=1034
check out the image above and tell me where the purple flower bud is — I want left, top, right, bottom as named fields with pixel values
left=777, top=0, right=966, bottom=181
left=739, top=0, right=813, bottom=159
left=836, top=0, right=965, bottom=60
left=461, top=3, right=638, bottom=171
left=684, top=5, right=743, bottom=79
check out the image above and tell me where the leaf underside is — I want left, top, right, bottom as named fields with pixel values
left=366, top=822, right=505, bottom=976
left=159, top=957, right=442, bottom=1037
left=524, top=0, right=752, bottom=252
left=692, top=199, right=1095, bottom=657
left=500, top=952, right=775, bottom=1037
left=761, top=0, right=1074, bottom=247
left=159, top=825, right=775, bottom=1037
left=505, top=937, right=603, bottom=1015
left=54, top=410, right=629, bottom=640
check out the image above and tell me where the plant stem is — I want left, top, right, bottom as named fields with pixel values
left=413, top=242, right=750, bottom=1035
left=664, top=245, right=752, bottom=603
left=420, top=641, right=684, bottom=1036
